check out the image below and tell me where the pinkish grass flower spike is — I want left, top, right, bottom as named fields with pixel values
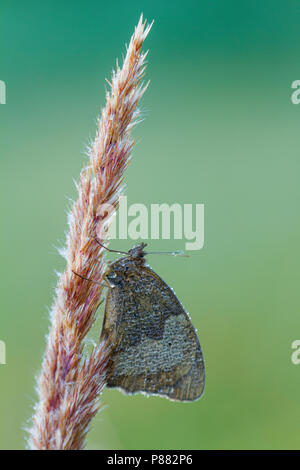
left=28, top=14, right=152, bottom=450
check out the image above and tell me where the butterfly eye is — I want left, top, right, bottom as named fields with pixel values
left=110, top=272, right=117, bottom=279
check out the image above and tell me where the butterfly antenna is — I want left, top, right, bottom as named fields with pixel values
left=145, top=250, right=189, bottom=258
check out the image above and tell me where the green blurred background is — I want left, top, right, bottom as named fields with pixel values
left=1, top=0, right=300, bottom=450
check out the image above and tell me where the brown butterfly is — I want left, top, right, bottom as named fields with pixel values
left=100, top=243, right=205, bottom=402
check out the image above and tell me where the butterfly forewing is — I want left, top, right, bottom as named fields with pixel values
left=101, top=254, right=205, bottom=402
